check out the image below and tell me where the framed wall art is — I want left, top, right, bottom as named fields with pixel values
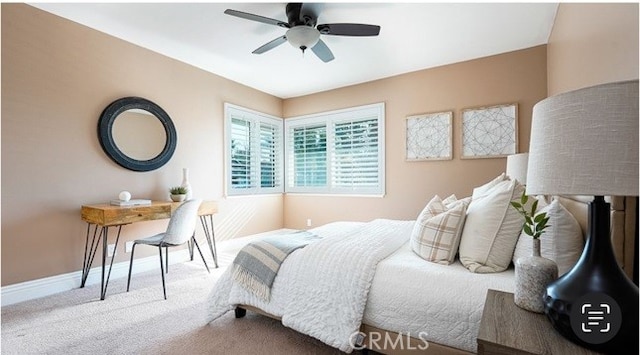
left=406, top=111, right=453, bottom=161
left=461, top=103, right=518, bottom=159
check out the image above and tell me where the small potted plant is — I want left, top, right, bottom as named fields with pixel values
left=511, top=193, right=549, bottom=240
left=169, top=186, right=188, bottom=202
left=510, top=191, right=557, bottom=313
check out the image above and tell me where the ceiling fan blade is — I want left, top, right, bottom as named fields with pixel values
left=311, top=39, right=335, bottom=63
left=252, top=36, right=288, bottom=54
left=317, top=23, right=380, bottom=36
left=224, top=9, right=290, bottom=28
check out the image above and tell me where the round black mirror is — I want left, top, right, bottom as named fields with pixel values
left=98, top=97, right=177, bottom=172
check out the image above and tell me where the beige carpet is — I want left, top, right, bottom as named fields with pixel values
left=1, top=238, right=368, bottom=354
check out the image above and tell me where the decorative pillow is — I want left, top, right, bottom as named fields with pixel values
left=442, top=194, right=472, bottom=208
left=442, top=194, right=458, bottom=206
left=459, top=179, right=525, bottom=273
left=411, top=195, right=469, bottom=265
left=472, top=173, right=508, bottom=200
left=512, top=198, right=583, bottom=276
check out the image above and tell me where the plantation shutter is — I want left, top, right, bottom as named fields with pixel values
left=285, top=103, right=385, bottom=195
left=259, top=121, right=282, bottom=188
left=332, top=117, right=380, bottom=192
left=230, top=117, right=254, bottom=190
left=225, top=104, right=283, bottom=195
left=287, top=124, right=327, bottom=190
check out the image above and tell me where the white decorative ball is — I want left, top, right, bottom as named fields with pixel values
left=118, top=191, right=131, bottom=201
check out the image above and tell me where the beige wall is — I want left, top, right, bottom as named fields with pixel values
left=547, top=3, right=639, bottom=95
left=1, top=4, right=284, bottom=285
left=1, top=5, right=554, bottom=286
left=282, top=46, right=547, bottom=229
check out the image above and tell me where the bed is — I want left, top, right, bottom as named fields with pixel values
left=207, top=190, right=636, bottom=354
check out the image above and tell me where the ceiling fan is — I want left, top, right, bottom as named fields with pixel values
left=224, top=3, right=381, bottom=63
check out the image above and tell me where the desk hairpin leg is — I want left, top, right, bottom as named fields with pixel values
left=81, top=224, right=101, bottom=288
left=183, top=234, right=211, bottom=274
left=80, top=223, right=123, bottom=300
left=187, top=238, right=195, bottom=261
left=101, top=225, right=122, bottom=300
left=199, top=214, right=218, bottom=268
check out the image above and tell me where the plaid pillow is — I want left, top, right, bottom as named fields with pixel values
left=411, top=195, right=469, bottom=264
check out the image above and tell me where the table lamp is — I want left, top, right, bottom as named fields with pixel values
left=526, top=80, right=638, bottom=353
left=506, top=153, right=529, bottom=185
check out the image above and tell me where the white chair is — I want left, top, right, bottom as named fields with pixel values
left=126, top=199, right=209, bottom=299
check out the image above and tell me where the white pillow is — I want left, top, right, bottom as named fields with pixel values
left=472, top=173, right=508, bottom=200
left=512, top=199, right=584, bottom=276
left=411, top=195, right=468, bottom=265
left=459, top=179, right=525, bottom=273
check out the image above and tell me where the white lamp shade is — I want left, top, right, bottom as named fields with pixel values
left=527, top=80, right=639, bottom=196
left=506, top=153, right=529, bottom=185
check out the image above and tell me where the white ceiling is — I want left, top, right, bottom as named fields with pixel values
left=30, top=2, right=558, bottom=99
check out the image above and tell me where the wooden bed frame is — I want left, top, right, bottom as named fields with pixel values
left=233, top=196, right=637, bottom=354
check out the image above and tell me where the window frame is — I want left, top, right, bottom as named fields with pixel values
left=284, top=103, right=386, bottom=196
left=224, top=103, right=284, bottom=196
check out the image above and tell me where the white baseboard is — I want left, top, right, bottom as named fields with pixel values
left=1, top=228, right=296, bottom=307
left=1, top=249, right=192, bottom=307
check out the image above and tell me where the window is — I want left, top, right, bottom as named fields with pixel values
left=225, top=104, right=283, bottom=195
left=285, top=103, right=385, bottom=195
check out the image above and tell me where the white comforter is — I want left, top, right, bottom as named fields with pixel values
left=208, top=219, right=412, bottom=353
left=364, top=242, right=515, bottom=352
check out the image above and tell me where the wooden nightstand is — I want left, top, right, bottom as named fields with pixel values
left=477, top=289, right=600, bottom=355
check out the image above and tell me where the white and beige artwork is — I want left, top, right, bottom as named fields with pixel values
left=406, top=111, right=453, bottom=161
left=461, top=103, right=518, bottom=159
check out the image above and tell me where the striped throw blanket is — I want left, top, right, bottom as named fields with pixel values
left=231, top=231, right=319, bottom=301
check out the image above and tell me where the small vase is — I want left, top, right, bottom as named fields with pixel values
left=514, top=238, right=558, bottom=313
left=181, top=168, right=193, bottom=200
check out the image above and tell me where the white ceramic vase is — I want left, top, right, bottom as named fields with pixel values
left=514, top=238, right=558, bottom=313
left=181, top=168, right=193, bottom=200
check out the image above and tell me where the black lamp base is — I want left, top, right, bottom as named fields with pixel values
left=543, top=196, right=639, bottom=354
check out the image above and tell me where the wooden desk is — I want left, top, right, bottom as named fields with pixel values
left=80, top=200, right=218, bottom=300
left=477, top=289, right=600, bottom=355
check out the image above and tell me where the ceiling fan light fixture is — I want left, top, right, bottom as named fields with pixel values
left=286, top=26, right=320, bottom=52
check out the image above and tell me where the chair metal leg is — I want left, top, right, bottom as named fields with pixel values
left=158, top=246, right=167, bottom=300
left=126, top=243, right=137, bottom=292
left=165, top=246, right=169, bottom=273
left=192, top=237, right=210, bottom=273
